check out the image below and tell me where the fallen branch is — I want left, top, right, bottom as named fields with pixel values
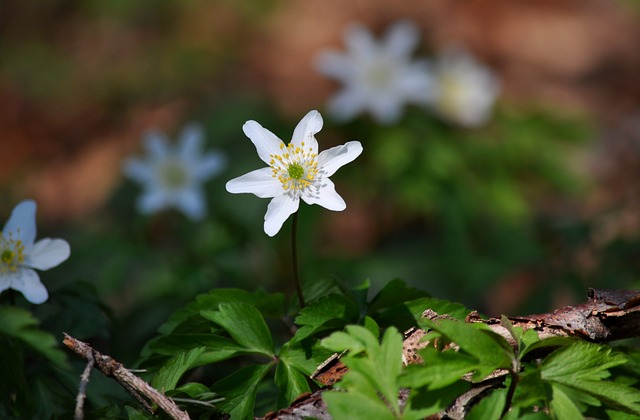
left=63, top=333, right=190, bottom=420
left=265, top=288, right=640, bottom=419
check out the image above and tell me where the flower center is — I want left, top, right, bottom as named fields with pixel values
left=158, top=158, right=189, bottom=190
left=363, top=58, right=395, bottom=90
left=287, top=163, right=305, bottom=180
left=0, top=232, right=25, bottom=273
left=436, top=73, right=465, bottom=116
left=270, top=142, right=319, bottom=195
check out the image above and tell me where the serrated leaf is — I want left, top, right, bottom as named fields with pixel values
left=274, top=360, right=311, bottom=408
left=324, top=388, right=397, bottom=420
left=400, top=347, right=479, bottom=390
left=368, top=278, right=430, bottom=312
left=467, top=388, right=506, bottom=420
left=211, top=363, right=272, bottom=420
left=519, top=336, right=576, bottom=361
left=293, top=294, right=359, bottom=342
left=279, top=339, right=333, bottom=376
left=0, top=307, right=67, bottom=368
left=201, top=303, right=274, bottom=357
left=423, top=318, right=512, bottom=379
left=148, top=333, right=247, bottom=362
left=363, top=316, right=379, bottom=338
left=549, top=383, right=583, bottom=420
left=168, top=382, right=209, bottom=397
left=324, top=326, right=403, bottom=415
left=152, top=347, right=205, bottom=392
left=542, top=342, right=627, bottom=383
left=405, top=380, right=470, bottom=419
left=158, top=289, right=285, bottom=335
left=542, top=342, right=640, bottom=415
left=377, top=297, right=470, bottom=330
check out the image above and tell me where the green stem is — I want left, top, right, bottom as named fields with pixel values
left=291, top=211, right=305, bottom=308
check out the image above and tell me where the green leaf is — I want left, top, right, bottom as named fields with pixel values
left=405, top=380, right=470, bottom=419
left=321, top=324, right=388, bottom=356
left=322, top=326, right=404, bottom=416
left=324, top=388, right=397, bottom=420
left=211, top=363, right=272, bottom=420
left=542, top=342, right=640, bottom=415
left=377, top=297, right=470, bottom=330
left=279, top=339, right=333, bottom=376
left=368, top=278, right=430, bottom=312
left=148, top=333, right=248, bottom=365
left=542, top=342, right=627, bottom=383
left=549, top=383, right=583, bottom=420
left=467, top=388, right=506, bottom=420
left=0, top=307, right=67, bottom=368
left=158, top=289, right=285, bottom=335
left=201, top=303, right=274, bottom=357
left=519, top=336, right=576, bottom=361
left=363, top=316, right=380, bottom=339
left=274, top=360, right=311, bottom=408
left=293, top=294, right=359, bottom=342
left=400, top=347, right=480, bottom=390
left=152, top=347, right=205, bottom=392
left=423, top=318, right=512, bottom=379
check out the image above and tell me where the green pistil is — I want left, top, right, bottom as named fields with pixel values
left=1, top=249, right=13, bottom=264
left=287, top=163, right=304, bottom=180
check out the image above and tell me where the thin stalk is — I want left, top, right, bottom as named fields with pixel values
left=291, top=211, right=306, bottom=308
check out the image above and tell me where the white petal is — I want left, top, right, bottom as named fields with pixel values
left=174, top=189, right=206, bottom=221
left=302, top=179, right=346, bottom=211
left=194, top=152, right=227, bottom=180
left=226, top=168, right=283, bottom=198
left=315, top=51, right=355, bottom=80
left=143, top=130, right=170, bottom=159
left=345, top=24, right=377, bottom=56
left=317, top=141, right=363, bottom=177
left=397, top=62, right=436, bottom=104
left=178, top=123, right=204, bottom=160
left=3, top=200, right=37, bottom=245
left=26, top=238, right=70, bottom=270
left=369, top=96, right=404, bottom=124
left=264, top=195, right=299, bottom=237
left=291, top=110, right=321, bottom=153
left=8, top=269, right=48, bottom=304
left=326, top=89, right=367, bottom=122
left=123, top=158, right=154, bottom=184
left=137, top=190, right=169, bottom=215
left=243, top=121, right=285, bottom=165
left=383, top=20, right=420, bottom=59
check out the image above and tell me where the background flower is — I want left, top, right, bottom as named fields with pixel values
left=0, top=200, right=70, bottom=304
left=123, top=123, right=227, bottom=221
left=226, top=110, right=362, bottom=236
left=429, top=46, right=500, bottom=127
left=315, top=20, right=434, bottom=124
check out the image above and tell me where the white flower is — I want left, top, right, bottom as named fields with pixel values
left=316, top=20, right=434, bottom=124
left=226, top=110, right=363, bottom=237
left=123, top=124, right=227, bottom=221
left=0, top=200, right=70, bottom=304
left=430, top=47, right=500, bottom=127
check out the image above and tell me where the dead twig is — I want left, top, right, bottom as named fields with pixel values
left=74, top=353, right=94, bottom=420
left=63, top=333, right=190, bottom=420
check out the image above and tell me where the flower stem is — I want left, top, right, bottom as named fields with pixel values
left=291, top=211, right=306, bottom=308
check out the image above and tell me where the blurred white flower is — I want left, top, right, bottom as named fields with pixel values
left=226, top=110, right=362, bottom=237
left=124, top=124, right=227, bottom=221
left=0, top=200, right=70, bottom=304
left=430, top=47, right=500, bottom=127
left=316, top=20, right=434, bottom=124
